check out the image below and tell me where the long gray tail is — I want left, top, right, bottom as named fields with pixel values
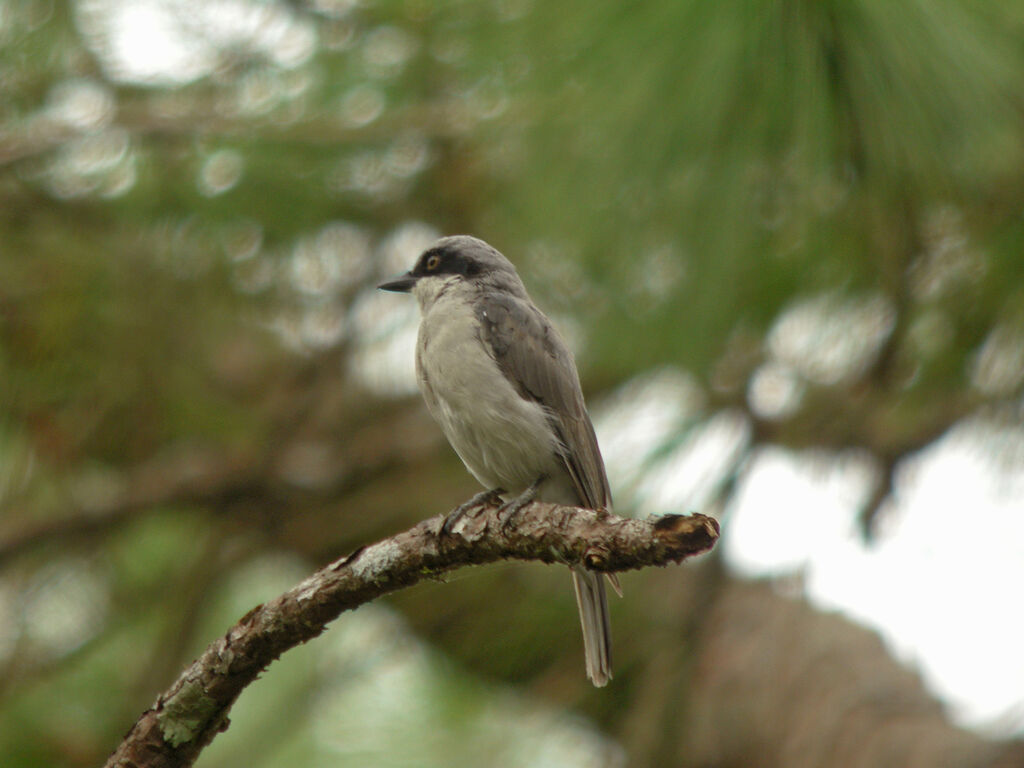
left=571, top=567, right=612, bottom=686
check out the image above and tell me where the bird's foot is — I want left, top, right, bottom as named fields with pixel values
left=497, top=477, right=544, bottom=530
left=441, top=487, right=505, bottom=537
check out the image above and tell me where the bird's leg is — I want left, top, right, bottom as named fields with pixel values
left=441, top=487, right=506, bottom=537
left=497, top=476, right=545, bottom=529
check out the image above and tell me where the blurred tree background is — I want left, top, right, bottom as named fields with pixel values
left=2, top=0, right=1024, bottom=766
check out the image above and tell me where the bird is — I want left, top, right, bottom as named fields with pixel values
left=378, top=235, right=615, bottom=686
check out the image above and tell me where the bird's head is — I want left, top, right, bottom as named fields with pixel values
left=377, top=235, right=525, bottom=308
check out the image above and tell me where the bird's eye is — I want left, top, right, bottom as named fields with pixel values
left=426, top=254, right=441, bottom=271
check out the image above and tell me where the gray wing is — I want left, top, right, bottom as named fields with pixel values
left=475, top=292, right=611, bottom=511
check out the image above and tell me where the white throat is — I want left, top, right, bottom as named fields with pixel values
left=412, top=274, right=466, bottom=313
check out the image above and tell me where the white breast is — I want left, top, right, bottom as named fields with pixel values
left=414, top=285, right=562, bottom=494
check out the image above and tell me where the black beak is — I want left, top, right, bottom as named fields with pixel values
left=377, top=272, right=417, bottom=293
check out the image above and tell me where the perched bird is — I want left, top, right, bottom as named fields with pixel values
left=378, top=235, right=615, bottom=686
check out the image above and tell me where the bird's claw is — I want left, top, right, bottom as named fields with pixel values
left=441, top=487, right=505, bottom=537
left=497, top=478, right=543, bottom=531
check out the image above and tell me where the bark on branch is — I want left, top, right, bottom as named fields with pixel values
left=104, top=502, right=719, bottom=768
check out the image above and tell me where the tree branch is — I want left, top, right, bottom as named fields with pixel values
left=103, top=501, right=719, bottom=768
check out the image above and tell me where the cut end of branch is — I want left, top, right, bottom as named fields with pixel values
left=652, top=513, right=720, bottom=560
